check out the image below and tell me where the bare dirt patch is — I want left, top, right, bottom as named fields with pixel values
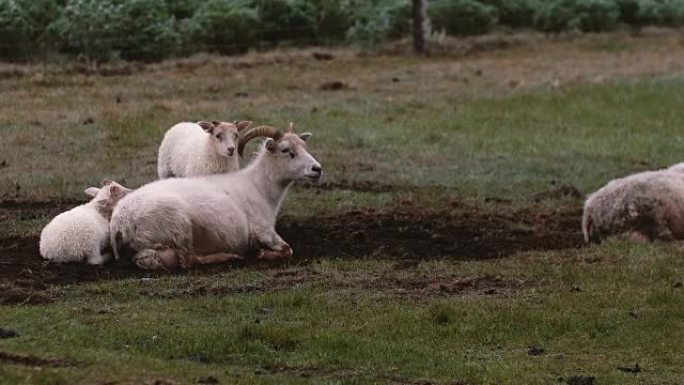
left=0, top=351, right=76, bottom=367
left=0, top=199, right=81, bottom=221
left=281, top=209, right=582, bottom=261
left=151, top=268, right=526, bottom=301
left=0, top=200, right=582, bottom=300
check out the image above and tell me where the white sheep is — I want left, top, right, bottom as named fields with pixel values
left=40, top=180, right=132, bottom=265
left=667, top=162, right=684, bottom=173
left=582, top=166, right=684, bottom=243
left=111, top=123, right=322, bottom=270
left=157, top=120, right=252, bottom=178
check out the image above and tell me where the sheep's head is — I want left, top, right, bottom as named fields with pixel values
left=198, top=120, right=252, bottom=157
left=85, top=179, right=133, bottom=212
left=239, top=122, right=322, bottom=183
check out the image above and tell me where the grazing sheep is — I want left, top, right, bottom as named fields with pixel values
left=40, top=180, right=132, bottom=265
left=111, top=123, right=322, bottom=270
left=157, top=120, right=252, bottom=178
left=582, top=167, right=684, bottom=243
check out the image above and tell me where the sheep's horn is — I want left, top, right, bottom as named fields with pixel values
left=238, top=125, right=282, bottom=157
left=287, top=122, right=294, bottom=133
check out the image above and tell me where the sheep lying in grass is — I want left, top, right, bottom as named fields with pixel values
left=667, top=162, right=684, bottom=173
left=111, top=123, right=322, bottom=270
left=582, top=166, right=684, bottom=243
left=157, top=120, right=252, bottom=178
left=40, top=180, right=132, bottom=265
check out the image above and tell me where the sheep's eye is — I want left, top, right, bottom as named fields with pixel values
left=216, top=134, right=221, bottom=139
left=281, top=148, right=295, bottom=158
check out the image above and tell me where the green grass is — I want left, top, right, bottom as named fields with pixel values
left=2, top=38, right=684, bottom=384
left=1, top=244, right=683, bottom=384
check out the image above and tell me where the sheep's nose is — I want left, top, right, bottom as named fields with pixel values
left=311, top=165, right=322, bottom=174
left=226, top=147, right=235, bottom=156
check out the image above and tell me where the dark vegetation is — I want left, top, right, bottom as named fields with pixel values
left=1, top=0, right=684, bottom=62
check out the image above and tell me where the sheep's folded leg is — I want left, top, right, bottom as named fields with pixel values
left=186, top=253, right=243, bottom=266
left=257, top=244, right=293, bottom=260
left=134, top=249, right=171, bottom=270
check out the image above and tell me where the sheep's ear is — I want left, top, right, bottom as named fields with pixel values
left=235, top=120, right=252, bottom=131
left=299, top=132, right=312, bottom=141
left=109, top=185, right=125, bottom=200
left=265, top=138, right=277, bottom=153
left=198, top=121, right=214, bottom=132
left=84, top=187, right=100, bottom=198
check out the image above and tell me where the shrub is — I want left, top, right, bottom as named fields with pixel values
left=183, top=0, right=258, bottom=54
left=346, top=0, right=411, bottom=48
left=429, top=0, right=498, bottom=36
left=255, top=0, right=353, bottom=45
left=635, top=0, right=684, bottom=26
left=165, top=0, right=200, bottom=20
left=535, top=0, right=620, bottom=32
left=616, top=0, right=640, bottom=24
left=0, top=0, right=62, bottom=60
left=483, top=0, right=542, bottom=28
left=48, top=0, right=180, bottom=62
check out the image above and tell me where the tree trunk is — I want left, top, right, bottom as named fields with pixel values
left=412, top=0, right=429, bottom=55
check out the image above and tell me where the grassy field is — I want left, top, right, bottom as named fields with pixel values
left=1, top=31, right=684, bottom=384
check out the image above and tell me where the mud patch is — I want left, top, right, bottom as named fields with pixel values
left=0, top=199, right=81, bottom=221
left=143, top=267, right=526, bottom=300
left=532, top=184, right=583, bottom=202
left=263, top=365, right=359, bottom=378
left=0, top=206, right=582, bottom=292
left=0, top=351, right=76, bottom=367
left=301, top=180, right=397, bottom=193
left=279, top=209, right=582, bottom=261
left=0, top=329, right=19, bottom=339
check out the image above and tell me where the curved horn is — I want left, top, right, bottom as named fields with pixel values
left=238, top=125, right=282, bottom=157
left=287, top=122, right=294, bottom=133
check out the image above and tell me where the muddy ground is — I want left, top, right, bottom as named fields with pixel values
left=0, top=196, right=583, bottom=304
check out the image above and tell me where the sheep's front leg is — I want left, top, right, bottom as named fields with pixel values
left=254, top=229, right=293, bottom=261
left=185, top=253, right=243, bottom=267
left=134, top=248, right=179, bottom=270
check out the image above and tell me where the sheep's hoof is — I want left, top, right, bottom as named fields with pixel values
left=133, top=249, right=167, bottom=270
left=257, top=245, right=293, bottom=261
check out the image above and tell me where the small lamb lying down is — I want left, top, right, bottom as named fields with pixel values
left=583, top=164, right=684, bottom=243
left=39, top=180, right=132, bottom=264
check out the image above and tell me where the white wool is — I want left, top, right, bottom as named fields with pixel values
left=582, top=166, right=684, bottom=243
left=39, top=204, right=111, bottom=264
left=112, top=131, right=321, bottom=269
left=157, top=122, right=240, bottom=178
left=39, top=181, right=132, bottom=265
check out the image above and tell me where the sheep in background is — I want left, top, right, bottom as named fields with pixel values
left=582, top=167, right=684, bottom=243
left=667, top=162, right=684, bottom=173
left=40, top=180, right=132, bottom=265
left=111, top=123, right=322, bottom=270
left=157, top=120, right=252, bottom=178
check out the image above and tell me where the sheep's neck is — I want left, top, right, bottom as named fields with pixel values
left=243, top=154, right=291, bottom=216
left=89, top=201, right=113, bottom=220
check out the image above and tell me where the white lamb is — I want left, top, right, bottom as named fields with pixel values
left=582, top=166, right=684, bottom=243
left=111, top=123, right=322, bottom=270
left=40, top=180, right=132, bottom=264
left=157, top=120, right=252, bottom=178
